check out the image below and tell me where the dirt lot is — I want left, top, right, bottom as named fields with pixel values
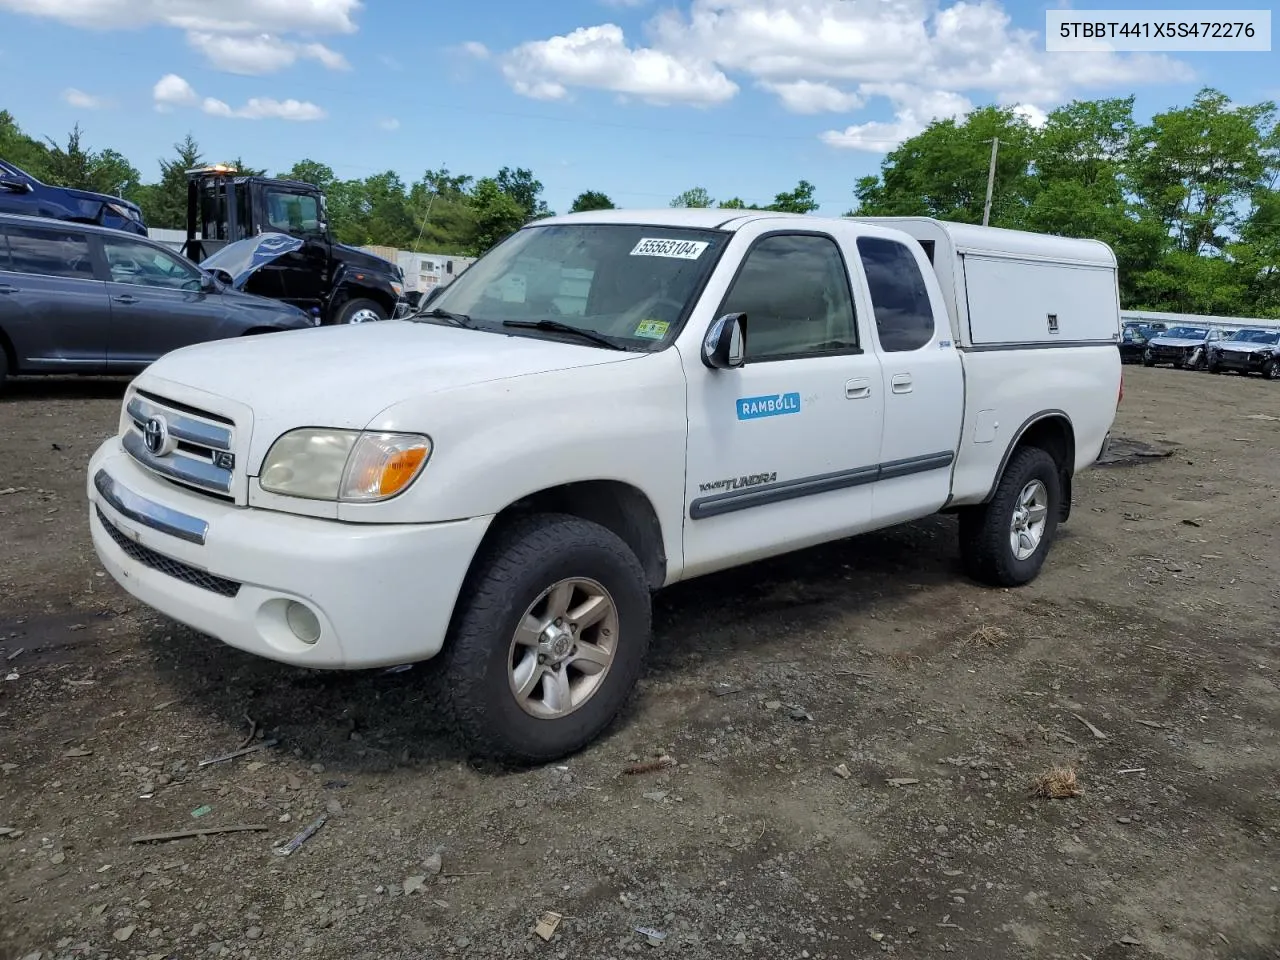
left=1, top=367, right=1278, bottom=960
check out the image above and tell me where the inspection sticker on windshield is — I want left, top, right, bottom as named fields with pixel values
left=630, top=237, right=709, bottom=260
left=634, top=319, right=670, bottom=340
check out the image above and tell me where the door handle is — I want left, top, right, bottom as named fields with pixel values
left=891, top=373, right=913, bottom=394
left=112, top=294, right=139, bottom=305
left=845, top=378, right=871, bottom=399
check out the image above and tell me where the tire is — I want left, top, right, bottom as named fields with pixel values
left=959, top=446, right=1062, bottom=588
left=435, top=513, right=651, bottom=763
left=333, top=297, right=387, bottom=325
left=1263, top=359, right=1278, bottom=381
left=1207, top=359, right=1221, bottom=374
left=1142, top=351, right=1154, bottom=367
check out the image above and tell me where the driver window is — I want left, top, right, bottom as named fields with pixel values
left=103, top=238, right=202, bottom=290
left=718, top=233, right=859, bottom=362
left=266, top=191, right=321, bottom=234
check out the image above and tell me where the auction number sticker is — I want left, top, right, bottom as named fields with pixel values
left=630, top=237, right=709, bottom=260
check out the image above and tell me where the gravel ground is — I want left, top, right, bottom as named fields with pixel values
left=1, top=366, right=1278, bottom=960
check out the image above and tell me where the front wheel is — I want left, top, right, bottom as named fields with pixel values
left=1142, top=350, right=1155, bottom=367
left=333, top=297, right=387, bottom=325
left=959, top=446, right=1062, bottom=588
left=436, top=514, right=651, bottom=763
left=1263, top=358, right=1278, bottom=380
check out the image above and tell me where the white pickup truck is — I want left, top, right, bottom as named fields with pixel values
left=87, top=210, right=1122, bottom=761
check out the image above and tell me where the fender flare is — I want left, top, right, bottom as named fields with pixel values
left=980, top=409, right=1075, bottom=504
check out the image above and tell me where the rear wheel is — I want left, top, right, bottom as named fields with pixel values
left=959, top=446, right=1062, bottom=588
left=333, top=297, right=387, bottom=325
left=435, top=513, right=652, bottom=763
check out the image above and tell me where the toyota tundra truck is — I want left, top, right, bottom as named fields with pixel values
left=86, top=210, right=1123, bottom=762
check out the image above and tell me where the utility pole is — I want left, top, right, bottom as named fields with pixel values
left=982, top=137, right=999, bottom=227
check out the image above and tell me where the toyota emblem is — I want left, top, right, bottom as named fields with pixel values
left=143, top=416, right=170, bottom=456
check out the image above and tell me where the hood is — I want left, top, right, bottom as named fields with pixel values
left=199, top=233, right=306, bottom=289
left=136, top=319, right=641, bottom=446
left=333, top=242, right=399, bottom=276
left=1150, top=335, right=1205, bottom=347
left=1218, top=340, right=1277, bottom=354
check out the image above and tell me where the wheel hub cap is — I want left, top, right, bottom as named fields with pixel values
left=1009, top=479, right=1049, bottom=562
left=507, top=577, right=619, bottom=720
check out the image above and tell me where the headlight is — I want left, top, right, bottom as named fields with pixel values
left=259, top=429, right=432, bottom=502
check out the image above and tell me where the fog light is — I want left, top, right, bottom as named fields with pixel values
left=285, top=601, right=321, bottom=644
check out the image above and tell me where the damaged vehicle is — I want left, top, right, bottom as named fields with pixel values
left=1142, top=325, right=1230, bottom=369
left=1118, top=320, right=1166, bottom=363
left=181, top=165, right=403, bottom=324
left=1205, top=327, right=1280, bottom=379
left=1, top=158, right=147, bottom=236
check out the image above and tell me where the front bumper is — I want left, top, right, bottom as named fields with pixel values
left=87, top=439, right=492, bottom=669
left=1215, top=351, right=1269, bottom=372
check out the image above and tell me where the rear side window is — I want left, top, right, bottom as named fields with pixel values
left=5, top=225, right=95, bottom=280
left=856, top=236, right=936, bottom=352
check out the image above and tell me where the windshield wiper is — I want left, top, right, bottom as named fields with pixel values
left=502, top=319, right=627, bottom=351
left=415, top=306, right=475, bottom=328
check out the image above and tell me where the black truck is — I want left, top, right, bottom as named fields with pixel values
left=181, top=165, right=404, bottom=325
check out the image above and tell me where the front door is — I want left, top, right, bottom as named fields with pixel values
left=680, top=224, right=885, bottom=579
left=98, top=235, right=230, bottom=370
left=255, top=186, right=329, bottom=313
left=853, top=234, right=964, bottom=523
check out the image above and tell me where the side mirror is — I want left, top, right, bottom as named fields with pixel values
left=200, top=274, right=219, bottom=292
left=0, top=177, right=31, bottom=193
left=701, top=313, right=747, bottom=369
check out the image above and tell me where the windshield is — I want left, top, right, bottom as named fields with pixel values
left=1165, top=327, right=1208, bottom=339
left=1229, top=328, right=1280, bottom=344
left=422, top=223, right=730, bottom=350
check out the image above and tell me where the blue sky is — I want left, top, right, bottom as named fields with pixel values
left=0, top=0, right=1274, bottom=218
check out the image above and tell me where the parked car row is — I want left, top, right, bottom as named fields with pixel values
left=1120, top=319, right=1280, bottom=379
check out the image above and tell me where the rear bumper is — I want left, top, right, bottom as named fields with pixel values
left=87, top=439, right=492, bottom=669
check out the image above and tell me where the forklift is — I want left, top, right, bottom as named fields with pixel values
left=181, top=165, right=404, bottom=325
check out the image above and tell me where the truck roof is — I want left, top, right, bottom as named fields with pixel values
left=534, top=209, right=1117, bottom=268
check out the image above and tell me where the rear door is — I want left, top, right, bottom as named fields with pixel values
left=99, top=235, right=230, bottom=370
left=0, top=222, right=110, bottom=372
left=852, top=234, right=964, bottom=523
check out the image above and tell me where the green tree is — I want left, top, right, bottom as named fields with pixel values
left=42, top=124, right=97, bottom=191
left=569, top=190, right=615, bottom=212
left=496, top=166, right=548, bottom=220
left=1129, top=87, right=1278, bottom=256
left=141, top=134, right=203, bottom=229
left=847, top=106, right=1038, bottom=225
left=718, top=197, right=755, bottom=209
left=468, top=177, right=526, bottom=255
left=0, top=109, right=50, bottom=177
left=767, top=179, right=818, bottom=214
left=671, top=187, right=714, bottom=208
left=281, top=160, right=337, bottom=191
left=90, top=149, right=142, bottom=198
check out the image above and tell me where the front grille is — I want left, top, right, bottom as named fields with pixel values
left=123, top=391, right=238, bottom=501
left=97, top=506, right=241, bottom=598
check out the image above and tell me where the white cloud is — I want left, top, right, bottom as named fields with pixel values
left=62, top=87, right=111, bottom=109
left=821, top=86, right=973, bottom=152
left=460, top=41, right=490, bottom=59
left=496, top=0, right=1192, bottom=144
left=502, top=23, right=737, bottom=106
left=152, top=73, right=199, bottom=111
left=1, top=0, right=357, bottom=76
left=205, top=96, right=326, bottom=121
left=760, top=80, right=862, bottom=114
left=0, top=0, right=360, bottom=34
left=378, top=117, right=400, bottom=131
left=1011, top=102, right=1048, bottom=128
left=153, top=74, right=324, bottom=120
left=186, top=31, right=349, bottom=74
